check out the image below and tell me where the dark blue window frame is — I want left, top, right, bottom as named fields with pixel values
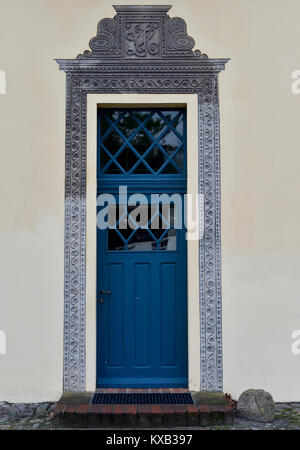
left=97, top=107, right=187, bottom=192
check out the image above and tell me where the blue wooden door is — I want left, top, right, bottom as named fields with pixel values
left=96, top=108, right=188, bottom=388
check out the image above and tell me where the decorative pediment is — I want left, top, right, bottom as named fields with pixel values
left=77, top=5, right=208, bottom=60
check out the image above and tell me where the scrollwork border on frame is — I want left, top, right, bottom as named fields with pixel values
left=58, top=5, right=228, bottom=393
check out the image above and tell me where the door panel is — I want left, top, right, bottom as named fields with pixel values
left=160, top=263, right=176, bottom=366
left=106, top=264, right=124, bottom=367
left=134, top=263, right=151, bottom=367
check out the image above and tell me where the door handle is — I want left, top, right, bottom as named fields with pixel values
left=100, top=289, right=111, bottom=295
left=98, top=289, right=111, bottom=304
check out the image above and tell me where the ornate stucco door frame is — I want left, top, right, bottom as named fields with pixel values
left=56, top=5, right=229, bottom=393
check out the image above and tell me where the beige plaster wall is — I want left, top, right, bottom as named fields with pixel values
left=0, top=0, right=299, bottom=402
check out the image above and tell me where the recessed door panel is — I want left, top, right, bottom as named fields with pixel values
left=160, top=263, right=177, bottom=367
left=134, top=263, right=151, bottom=367
left=106, top=264, right=124, bottom=367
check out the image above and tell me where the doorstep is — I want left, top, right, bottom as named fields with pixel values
left=53, top=389, right=234, bottom=428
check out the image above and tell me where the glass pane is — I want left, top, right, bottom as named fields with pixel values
left=152, top=203, right=176, bottom=229
left=108, top=230, right=126, bottom=251
left=116, top=146, right=139, bottom=172
left=159, top=229, right=177, bottom=250
left=151, top=228, right=166, bottom=240
left=133, top=111, right=151, bottom=123
left=130, top=129, right=152, bottom=155
left=174, top=113, right=184, bottom=136
left=100, top=111, right=124, bottom=138
left=145, top=146, right=167, bottom=172
left=162, top=112, right=184, bottom=136
left=117, top=228, right=133, bottom=241
left=99, top=109, right=186, bottom=175
left=105, top=161, right=123, bottom=174
left=100, top=148, right=110, bottom=168
left=127, top=229, right=157, bottom=251
left=102, top=131, right=124, bottom=155
left=174, top=149, right=184, bottom=170
left=118, top=113, right=139, bottom=138
left=133, top=161, right=151, bottom=174
left=103, top=110, right=123, bottom=123
left=159, top=129, right=182, bottom=156
left=160, top=161, right=180, bottom=174
left=106, top=204, right=177, bottom=251
left=100, top=116, right=111, bottom=135
left=144, top=112, right=166, bottom=138
left=161, top=111, right=178, bottom=122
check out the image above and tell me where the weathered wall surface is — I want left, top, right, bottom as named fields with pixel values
left=0, top=0, right=299, bottom=401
